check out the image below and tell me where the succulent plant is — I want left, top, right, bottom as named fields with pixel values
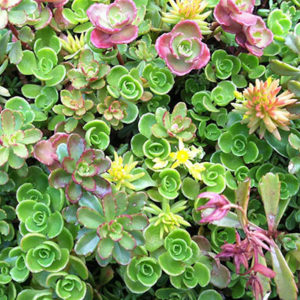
left=17, top=48, right=66, bottom=86
left=151, top=102, right=197, bottom=142
left=218, top=123, right=260, bottom=165
left=103, top=152, right=153, bottom=191
left=106, top=66, right=144, bottom=101
left=67, top=49, right=110, bottom=90
left=142, top=64, right=174, bottom=95
left=162, top=0, right=211, bottom=34
left=205, top=50, right=241, bottom=82
left=87, top=0, right=138, bottom=49
left=155, top=20, right=210, bottom=76
left=53, top=89, right=94, bottom=121
left=34, top=133, right=111, bottom=203
left=170, top=262, right=211, bottom=289
left=214, top=0, right=273, bottom=56
left=60, top=32, right=85, bottom=59
left=0, top=109, right=42, bottom=173
left=46, top=272, right=86, bottom=300
left=124, top=256, right=162, bottom=293
left=97, top=95, right=128, bottom=130
left=83, top=120, right=111, bottom=151
left=8, top=247, right=30, bottom=283
left=144, top=200, right=190, bottom=251
left=232, top=78, right=299, bottom=140
left=16, top=183, right=64, bottom=238
left=158, top=229, right=200, bottom=276
left=76, top=191, right=148, bottom=266
left=20, top=233, right=69, bottom=273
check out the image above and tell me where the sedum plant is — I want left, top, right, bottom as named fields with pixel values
left=0, top=0, right=299, bottom=299
left=151, top=102, right=197, bottom=142
left=233, top=78, right=299, bottom=140
left=87, top=0, right=138, bottom=49
left=0, top=109, right=42, bottom=181
left=34, top=133, right=111, bottom=202
left=124, top=256, right=162, bottom=293
left=158, top=229, right=201, bottom=276
left=155, top=20, right=210, bottom=76
left=76, top=191, right=148, bottom=266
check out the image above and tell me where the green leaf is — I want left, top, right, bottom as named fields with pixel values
left=270, top=244, right=298, bottom=300
left=270, top=60, right=300, bottom=76
left=9, top=41, right=23, bottom=64
left=77, top=207, right=104, bottom=229
left=138, top=113, right=156, bottom=139
left=144, top=224, right=164, bottom=252
left=259, top=173, right=280, bottom=231
left=17, top=50, right=36, bottom=75
left=75, top=230, right=99, bottom=256
left=235, top=178, right=250, bottom=226
left=158, top=252, right=185, bottom=276
left=194, top=262, right=210, bottom=287
left=198, top=290, right=222, bottom=300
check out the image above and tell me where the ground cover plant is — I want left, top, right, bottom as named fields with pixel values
left=0, top=0, right=299, bottom=299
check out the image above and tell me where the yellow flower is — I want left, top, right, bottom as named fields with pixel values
left=162, top=0, right=211, bottom=34
left=189, top=162, right=206, bottom=181
left=152, top=158, right=169, bottom=170
left=103, top=152, right=144, bottom=190
left=170, top=139, right=203, bottom=169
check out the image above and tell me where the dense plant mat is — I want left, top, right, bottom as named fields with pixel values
left=0, top=0, right=299, bottom=299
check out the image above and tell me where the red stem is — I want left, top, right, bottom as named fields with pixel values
left=113, top=45, right=124, bottom=65
left=8, top=23, right=31, bottom=50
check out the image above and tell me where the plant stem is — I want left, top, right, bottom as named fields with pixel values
left=113, top=45, right=124, bottom=65
left=8, top=23, right=32, bottom=50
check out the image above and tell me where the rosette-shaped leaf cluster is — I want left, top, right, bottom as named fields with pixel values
left=20, top=233, right=69, bottom=273
left=162, top=0, right=211, bottom=34
left=97, top=96, right=128, bottom=130
left=87, top=0, right=138, bottom=49
left=16, top=183, right=64, bottom=238
left=53, top=89, right=94, bottom=121
left=0, top=0, right=53, bottom=30
left=83, top=120, right=111, bottom=151
left=155, top=20, right=210, bottom=76
left=214, top=0, right=273, bottom=56
left=46, top=272, right=86, bottom=300
left=34, top=133, right=111, bottom=203
left=76, top=191, right=148, bottom=266
left=157, top=169, right=181, bottom=200
left=0, top=109, right=42, bottom=175
left=267, top=9, right=292, bottom=41
left=132, top=134, right=171, bottom=171
left=218, top=123, right=260, bottom=166
left=201, top=163, right=226, bottom=193
left=205, top=50, right=241, bottom=82
left=107, top=66, right=144, bottom=101
left=124, top=256, right=162, bottom=293
left=68, top=49, right=110, bottom=90
left=152, top=102, right=197, bottom=142
left=142, top=64, right=174, bottom=95
left=232, top=78, right=299, bottom=140
left=17, top=48, right=66, bottom=87
left=158, top=229, right=201, bottom=276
